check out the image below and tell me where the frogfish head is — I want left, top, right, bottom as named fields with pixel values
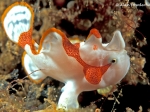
left=79, top=29, right=130, bottom=87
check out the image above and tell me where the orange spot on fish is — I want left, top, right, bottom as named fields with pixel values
left=18, top=28, right=38, bottom=54
left=93, top=45, right=98, bottom=50
left=18, top=28, right=32, bottom=48
left=84, top=64, right=111, bottom=84
left=87, top=28, right=101, bottom=39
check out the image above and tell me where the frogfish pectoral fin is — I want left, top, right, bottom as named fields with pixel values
left=22, top=52, right=47, bottom=84
left=58, top=82, right=79, bottom=110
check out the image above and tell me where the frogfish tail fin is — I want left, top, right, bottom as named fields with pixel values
left=1, top=2, right=34, bottom=49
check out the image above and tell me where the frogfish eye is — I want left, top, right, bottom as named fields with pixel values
left=111, top=59, right=117, bottom=63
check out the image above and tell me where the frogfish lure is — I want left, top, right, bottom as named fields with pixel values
left=1, top=2, right=130, bottom=110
